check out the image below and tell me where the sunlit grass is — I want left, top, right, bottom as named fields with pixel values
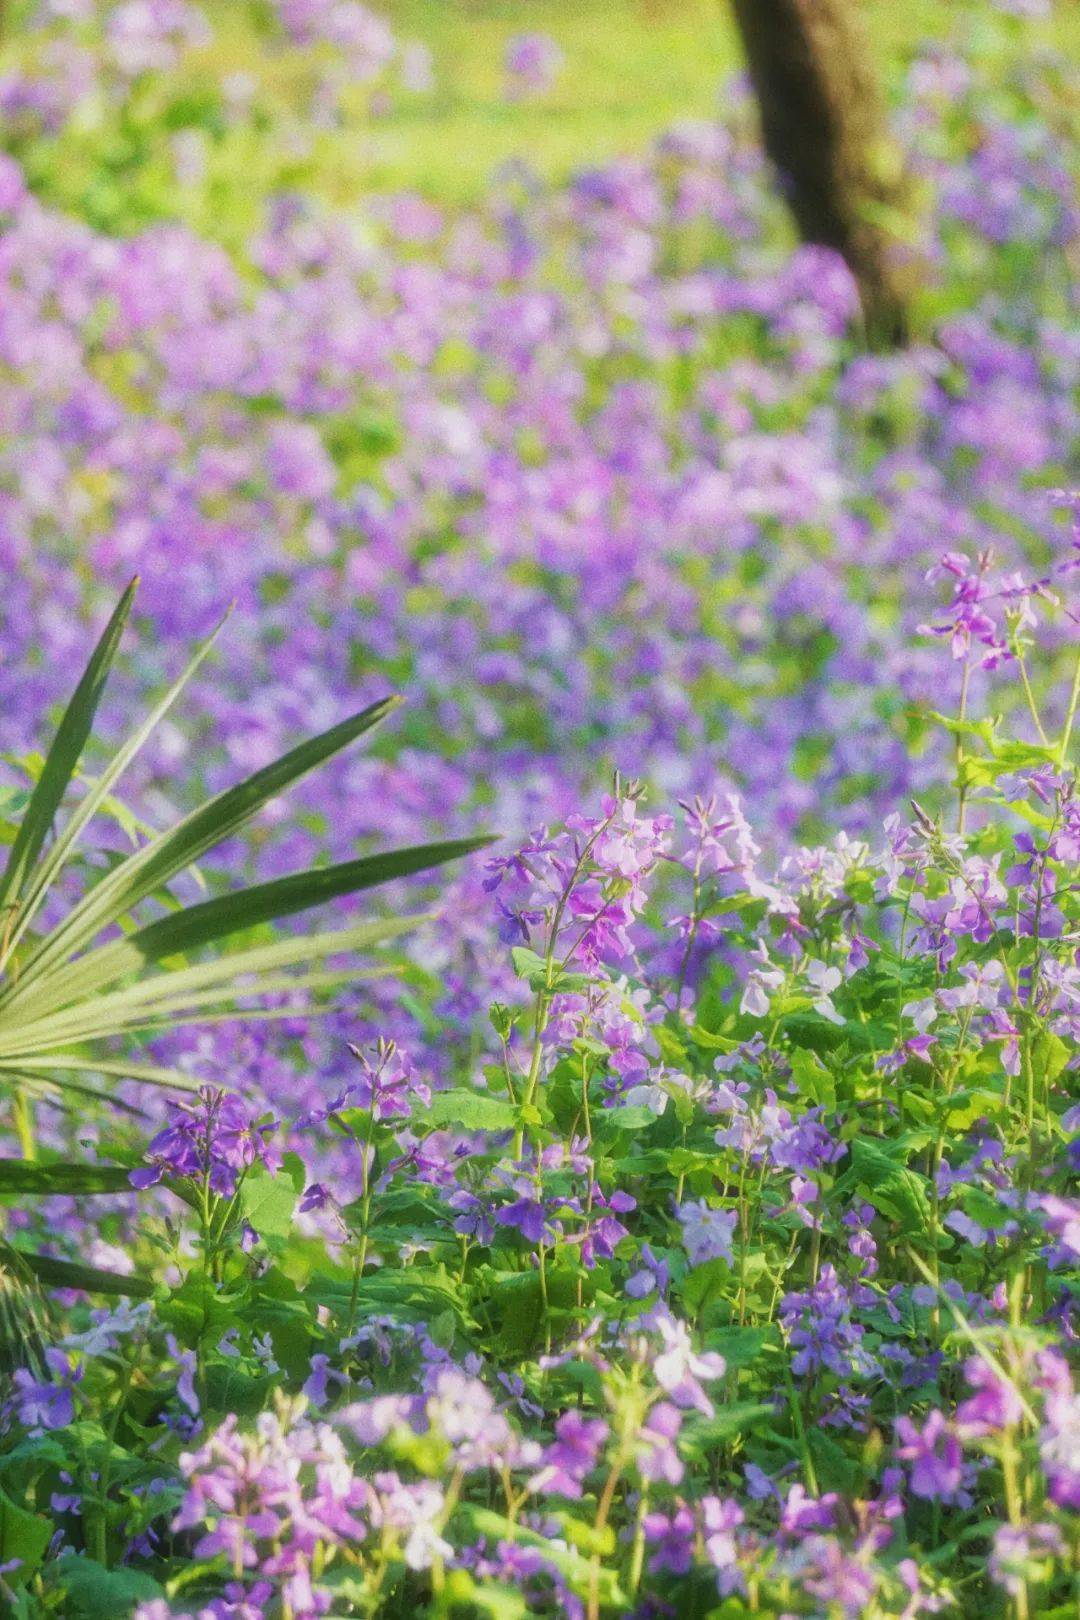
left=3, top=0, right=1076, bottom=232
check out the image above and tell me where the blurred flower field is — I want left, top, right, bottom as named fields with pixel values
left=0, top=1, right=1077, bottom=1617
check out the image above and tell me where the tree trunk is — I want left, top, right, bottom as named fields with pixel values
left=731, top=0, right=917, bottom=347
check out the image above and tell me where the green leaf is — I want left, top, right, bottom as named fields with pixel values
left=1032, top=1030, right=1070, bottom=1089
left=441, top=1569, right=528, bottom=1620
left=0, top=1056, right=200, bottom=1093
left=681, top=1402, right=774, bottom=1456
left=0, top=1488, right=51, bottom=1585
left=426, top=1088, right=519, bottom=1132
left=0, top=1161, right=132, bottom=1197
left=0, top=580, right=137, bottom=919
left=202, top=1362, right=277, bottom=1416
left=50, top=1556, right=163, bottom=1617
left=0, top=1248, right=48, bottom=1380
left=460, top=1506, right=627, bottom=1606
left=510, top=946, right=546, bottom=981
left=840, top=1139, right=931, bottom=1233
left=11, top=839, right=491, bottom=1023
left=683, top=1257, right=732, bottom=1314
left=700, top=1325, right=773, bottom=1370
left=0, top=604, right=229, bottom=965
left=4, top=693, right=403, bottom=1001
left=790, top=1047, right=836, bottom=1110
left=0, top=917, right=420, bottom=1059
left=238, top=1167, right=296, bottom=1243
left=7, top=1247, right=153, bottom=1299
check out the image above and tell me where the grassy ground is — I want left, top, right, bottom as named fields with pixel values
left=335, top=0, right=1080, bottom=201
left=4, top=0, right=1076, bottom=234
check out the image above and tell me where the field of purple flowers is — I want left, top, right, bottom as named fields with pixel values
left=0, top=2, right=1077, bottom=1617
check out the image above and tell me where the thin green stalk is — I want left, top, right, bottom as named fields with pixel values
left=955, top=658, right=972, bottom=835
left=11, top=1089, right=34, bottom=1161
left=346, top=1103, right=377, bottom=1338
left=780, top=1357, right=818, bottom=1496
left=1058, top=646, right=1080, bottom=760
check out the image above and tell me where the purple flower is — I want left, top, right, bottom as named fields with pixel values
left=677, top=1199, right=737, bottom=1266
left=989, top=1523, right=1063, bottom=1598
left=130, top=1087, right=279, bottom=1198
left=895, top=1410, right=965, bottom=1501
left=651, top=1312, right=726, bottom=1415
left=13, top=1348, right=82, bottom=1430
left=636, top=1401, right=685, bottom=1485
left=495, top=1197, right=550, bottom=1245
left=504, top=33, right=564, bottom=97
left=300, top=1039, right=431, bottom=1129
left=1038, top=1358, right=1080, bottom=1510
left=532, top=1411, right=608, bottom=1498
left=701, top=1496, right=744, bottom=1593
left=780, top=1267, right=878, bottom=1380
left=643, top=1504, right=695, bottom=1574
left=956, top=1357, right=1025, bottom=1436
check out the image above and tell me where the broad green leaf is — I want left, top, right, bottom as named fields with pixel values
left=202, top=1363, right=278, bottom=1417
left=49, top=1556, right=164, bottom=1618
left=682, top=1256, right=732, bottom=1313
left=841, top=1139, right=931, bottom=1233
left=0, top=580, right=137, bottom=921
left=0, top=1488, right=51, bottom=1585
left=1032, top=1030, right=1070, bottom=1088
left=510, top=945, right=547, bottom=981
left=460, top=1506, right=627, bottom=1606
left=438, top=1571, right=527, bottom=1620
left=790, top=1047, right=836, bottom=1110
left=426, top=1088, right=519, bottom=1132
left=681, top=1402, right=775, bottom=1455
left=238, top=1167, right=297, bottom=1243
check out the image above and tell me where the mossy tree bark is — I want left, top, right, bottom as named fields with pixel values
left=731, top=0, right=917, bottom=348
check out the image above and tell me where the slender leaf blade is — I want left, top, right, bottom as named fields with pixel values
left=0, top=1162, right=133, bottom=1196
left=0, top=579, right=137, bottom=917
left=0, top=917, right=420, bottom=1058
left=7, top=1246, right=153, bottom=1299
left=12, top=837, right=490, bottom=1022
left=2, top=694, right=403, bottom=1002
left=2, top=607, right=230, bottom=961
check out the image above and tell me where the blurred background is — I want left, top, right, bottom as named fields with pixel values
left=0, top=0, right=1076, bottom=230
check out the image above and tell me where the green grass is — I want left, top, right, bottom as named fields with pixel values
left=4, top=0, right=1077, bottom=235
left=323, top=0, right=1080, bottom=202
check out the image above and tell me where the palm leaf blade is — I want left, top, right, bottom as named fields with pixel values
left=3, top=693, right=402, bottom=1002
left=0, top=578, right=138, bottom=921
left=2, top=607, right=230, bottom=963
left=7, top=837, right=488, bottom=1023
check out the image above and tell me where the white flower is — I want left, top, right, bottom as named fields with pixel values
left=622, top=1082, right=668, bottom=1115
left=903, top=995, right=938, bottom=1033
left=652, top=1312, right=726, bottom=1415
left=740, top=947, right=785, bottom=1017
left=806, top=959, right=844, bottom=1025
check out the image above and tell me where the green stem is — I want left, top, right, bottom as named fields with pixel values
left=781, top=1357, right=818, bottom=1496
left=11, top=1089, right=34, bottom=1161
left=1058, top=646, right=1080, bottom=760
left=346, top=1105, right=377, bottom=1338
left=1015, top=650, right=1050, bottom=746
left=955, top=658, right=972, bottom=835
